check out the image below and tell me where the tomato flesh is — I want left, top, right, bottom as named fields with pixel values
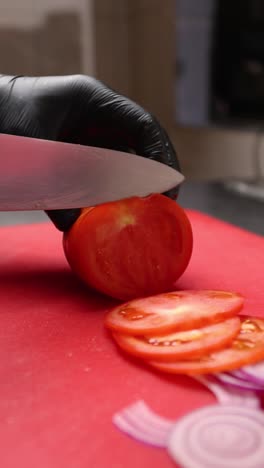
left=63, top=194, right=193, bottom=301
left=105, top=290, right=244, bottom=335
left=112, top=317, right=241, bottom=361
left=149, top=317, right=264, bottom=374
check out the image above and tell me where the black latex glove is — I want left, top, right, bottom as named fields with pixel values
left=0, top=74, right=181, bottom=231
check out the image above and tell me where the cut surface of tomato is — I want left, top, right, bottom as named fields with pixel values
left=112, top=317, right=241, bottom=361
left=148, top=316, right=264, bottom=374
left=63, top=194, right=193, bottom=301
left=105, top=290, right=244, bottom=335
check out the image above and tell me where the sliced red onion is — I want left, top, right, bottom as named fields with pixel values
left=213, top=372, right=263, bottom=392
left=168, top=404, right=264, bottom=468
left=113, top=413, right=167, bottom=447
left=228, top=369, right=264, bottom=389
left=113, top=400, right=173, bottom=448
left=238, top=363, right=264, bottom=386
left=113, top=390, right=263, bottom=467
left=195, top=376, right=260, bottom=408
left=230, top=369, right=254, bottom=381
left=123, top=400, right=175, bottom=432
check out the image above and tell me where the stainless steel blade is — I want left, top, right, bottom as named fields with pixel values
left=0, top=133, right=184, bottom=211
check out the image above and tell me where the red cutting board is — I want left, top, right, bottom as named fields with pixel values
left=0, top=210, right=263, bottom=468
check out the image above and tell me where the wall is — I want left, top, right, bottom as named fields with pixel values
left=93, top=0, right=264, bottom=182
left=0, top=0, right=263, bottom=181
left=0, top=0, right=95, bottom=75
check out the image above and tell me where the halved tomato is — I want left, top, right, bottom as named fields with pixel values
left=148, top=316, right=264, bottom=374
left=105, top=290, right=244, bottom=335
left=63, top=194, right=193, bottom=301
left=112, top=317, right=241, bottom=361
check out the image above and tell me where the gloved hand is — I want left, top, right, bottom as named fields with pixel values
left=0, top=74, right=180, bottom=231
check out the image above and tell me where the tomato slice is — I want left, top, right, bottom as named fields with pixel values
left=112, top=317, right=241, bottom=361
left=105, top=290, right=244, bottom=336
left=148, top=317, right=264, bottom=374
left=63, top=194, right=193, bottom=301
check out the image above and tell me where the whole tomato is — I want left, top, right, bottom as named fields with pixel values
left=63, top=194, right=193, bottom=301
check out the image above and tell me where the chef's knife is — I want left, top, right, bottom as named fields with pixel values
left=0, top=133, right=184, bottom=211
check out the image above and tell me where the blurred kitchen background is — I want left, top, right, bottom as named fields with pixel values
left=0, top=0, right=263, bottom=235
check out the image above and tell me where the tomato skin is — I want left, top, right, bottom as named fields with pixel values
left=148, top=317, right=264, bottom=375
left=63, top=194, right=193, bottom=301
left=112, top=317, right=241, bottom=361
left=105, top=290, right=244, bottom=336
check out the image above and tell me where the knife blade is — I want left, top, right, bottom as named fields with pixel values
left=0, top=133, right=184, bottom=211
